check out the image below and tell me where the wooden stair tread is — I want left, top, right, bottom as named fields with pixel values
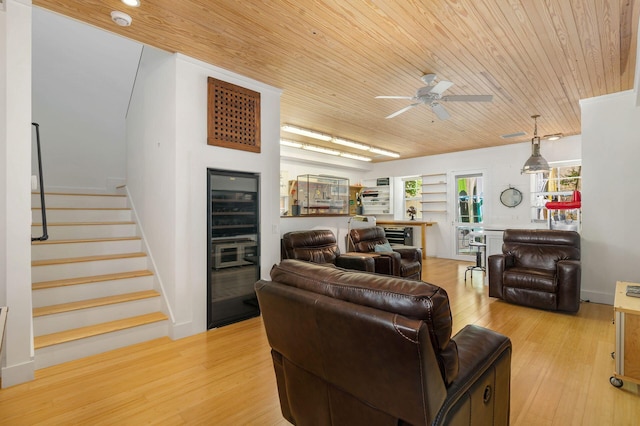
left=32, top=236, right=141, bottom=246
left=32, top=252, right=146, bottom=267
left=32, top=207, right=131, bottom=211
left=33, top=270, right=153, bottom=290
left=32, top=192, right=126, bottom=197
left=32, top=221, right=135, bottom=226
left=34, top=312, right=168, bottom=349
left=34, top=290, right=160, bottom=317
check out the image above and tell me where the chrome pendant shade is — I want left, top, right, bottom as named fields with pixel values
left=521, top=114, right=550, bottom=174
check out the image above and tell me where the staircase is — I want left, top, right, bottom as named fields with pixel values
left=31, top=192, right=168, bottom=369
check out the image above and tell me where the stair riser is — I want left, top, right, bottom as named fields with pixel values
left=32, top=257, right=148, bottom=282
left=32, top=239, right=142, bottom=261
left=32, top=194, right=128, bottom=209
left=34, top=297, right=162, bottom=336
left=32, top=209, right=132, bottom=222
left=33, top=223, right=137, bottom=239
left=32, top=275, right=154, bottom=307
left=34, top=321, right=168, bottom=369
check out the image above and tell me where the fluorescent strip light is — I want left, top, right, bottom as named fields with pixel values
left=340, top=152, right=372, bottom=162
left=302, top=145, right=340, bottom=155
left=281, top=125, right=332, bottom=141
left=369, top=147, right=400, bottom=158
left=332, top=137, right=370, bottom=151
left=122, top=0, right=141, bottom=6
left=280, top=139, right=303, bottom=148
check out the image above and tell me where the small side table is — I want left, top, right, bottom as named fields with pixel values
left=610, top=281, right=640, bottom=388
left=464, top=242, right=486, bottom=281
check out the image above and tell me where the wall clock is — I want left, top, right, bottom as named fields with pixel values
left=500, top=187, right=523, bottom=208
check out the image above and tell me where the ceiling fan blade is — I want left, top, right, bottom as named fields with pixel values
left=386, top=103, right=421, bottom=119
left=442, top=94, right=493, bottom=102
left=431, top=103, right=451, bottom=120
left=375, top=96, right=413, bottom=99
left=429, top=80, right=454, bottom=95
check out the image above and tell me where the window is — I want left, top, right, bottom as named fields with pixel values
left=531, top=162, right=581, bottom=223
left=403, top=176, right=422, bottom=220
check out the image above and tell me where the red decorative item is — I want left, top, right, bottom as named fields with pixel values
left=545, top=190, right=581, bottom=210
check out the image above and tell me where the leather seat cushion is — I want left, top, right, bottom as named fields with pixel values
left=503, top=267, right=556, bottom=293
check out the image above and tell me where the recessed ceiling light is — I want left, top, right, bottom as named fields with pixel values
left=544, top=133, right=563, bottom=141
left=122, top=0, right=141, bottom=6
left=111, top=11, right=132, bottom=26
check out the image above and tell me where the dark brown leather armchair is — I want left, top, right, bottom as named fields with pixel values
left=256, top=260, right=512, bottom=425
left=488, top=229, right=581, bottom=312
left=349, top=226, right=422, bottom=280
left=281, top=229, right=375, bottom=272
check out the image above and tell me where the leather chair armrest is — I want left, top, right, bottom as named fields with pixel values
left=335, top=254, right=376, bottom=272
left=393, top=247, right=422, bottom=262
left=373, top=252, right=400, bottom=276
left=488, top=254, right=507, bottom=299
left=556, top=260, right=581, bottom=312
left=434, top=324, right=512, bottom=426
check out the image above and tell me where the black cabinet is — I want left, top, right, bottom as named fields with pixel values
left=207, top=169, right=260, bottom=328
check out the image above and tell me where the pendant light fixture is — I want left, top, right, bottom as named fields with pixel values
left=521, top=114, right=550, bottom=174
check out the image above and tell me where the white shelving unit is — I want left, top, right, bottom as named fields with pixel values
left=421, top=173, right=447, bottom=215
left=361, top=184, right=392, bottom=215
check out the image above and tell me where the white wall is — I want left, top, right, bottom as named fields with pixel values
left=580, top=90, right=640, bottom=304
left=32, top=8, right=141, bottom=193
left=127, top=50, right=282, bottom=338
left=0, top=0, right=35, bottom=388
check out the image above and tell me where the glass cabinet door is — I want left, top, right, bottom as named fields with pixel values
left=207, top=169, right=260, bottom=328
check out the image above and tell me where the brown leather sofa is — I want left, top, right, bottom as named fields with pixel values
left=488, top=229, right=581, bottom=312
left=256, top=260, right=512, bottom=425
left=349, top=226, right=422, bottom=280
left=281, top=229, right=375, bottom=272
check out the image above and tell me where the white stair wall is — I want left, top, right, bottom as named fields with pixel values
left=31, top=192, right=168, bottom=369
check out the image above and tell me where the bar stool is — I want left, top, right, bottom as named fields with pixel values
left=465, top=232, right=486, bottom=281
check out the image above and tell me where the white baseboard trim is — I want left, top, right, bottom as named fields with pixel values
left=1, top=359, right=35, bottom=388
left=581, top=289, right=614, bottom=306
left=170, top=320, right=195, bottom=340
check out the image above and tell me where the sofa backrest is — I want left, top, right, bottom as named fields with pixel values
left=502, top=229, right=580, bottom=271
left=349, top=226, right=388, bottom=252
left=281, top=229, right=340, bottom=264
left=256, top=260, right=458, bottom=425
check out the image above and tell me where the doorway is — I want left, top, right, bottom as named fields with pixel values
left=453, top=173, right=484, bottom=259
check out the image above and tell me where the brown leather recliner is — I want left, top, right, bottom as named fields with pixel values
left=281, top=229, right=375, bottom=272
left=488, top=229, right=581, bottom=312
left=349, top=226, right=422, bottom=280
left=256, top=260, right=512, bottom=426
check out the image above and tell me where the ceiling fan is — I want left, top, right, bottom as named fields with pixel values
left=376, top=74, right=493, bottom=120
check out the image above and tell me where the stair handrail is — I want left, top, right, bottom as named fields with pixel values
left=32, top=122, right=48, bottom=242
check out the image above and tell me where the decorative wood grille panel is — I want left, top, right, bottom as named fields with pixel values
left=207, top=77, right=261, bottom=153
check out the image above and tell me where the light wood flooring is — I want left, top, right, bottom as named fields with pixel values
left=1, top=257, right=639, bottom=425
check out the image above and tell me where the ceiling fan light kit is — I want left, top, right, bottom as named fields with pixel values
left=376, top=74, right=493, bottom=120
left=521, top=115, right=550, bottom=174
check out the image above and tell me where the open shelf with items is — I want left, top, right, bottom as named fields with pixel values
left=421, top=173, right=447, bottom=214
left=361, top=183, right=393, bottom=215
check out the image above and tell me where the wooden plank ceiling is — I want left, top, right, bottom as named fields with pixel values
left=34, top=0, right=639, bottom=162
